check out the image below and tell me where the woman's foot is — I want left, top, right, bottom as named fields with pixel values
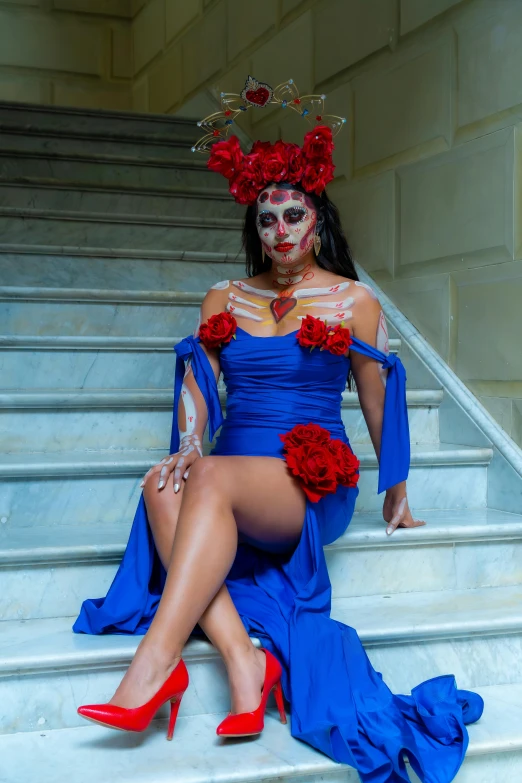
left=225, top=645, right=267, bottom=714
left=108, top=642, right=182, bottom=710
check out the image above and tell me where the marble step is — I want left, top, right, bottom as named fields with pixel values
left=0, top=289, right=203, bottom=337
left=1, top=584, right=521, bottom=733
left=0, top=101, right=198, bottom=143
left=1, top=681, right=521, bottom=783
left=0, top=335, right=402, bottom=390
left=0, top=180, right=239, bottom=219
left=0, top=251, right=245, bottom=291
left=0, top=444, right=492, bottom=532
left=0, top=207, right=243, bottom=255
left=1, top=509, right=521, bottom=622
left=0, top=129, right=198, bottom=161
left=0, top=148, right=220, bottom=190
left=0, top=387, right=439, bottom=454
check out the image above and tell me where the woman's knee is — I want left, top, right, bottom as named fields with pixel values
left=143, top=470, right=178, bottom=516
left=184, top=456, right=226, bottom=493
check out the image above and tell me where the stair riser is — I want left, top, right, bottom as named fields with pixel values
left=0, top=184, right=238, bottom=219
left=0, top=301, right=200, bottom=337
left=356, top=463, right=487, bottom=512
left=0, top=254, right=245, bottom=291
left=327, top=537, right=522, bottom=597
left=0, top=405, right=438, bottom=454
left=2, top=537, right=521, bottom=622
left=0, top=348, right=178, bottom=389
left=0, top=216, right=242, bottom=255
left=432, top=754, right=522, bottom=783
left=1, top=132, right=198, bottom=161
left=0, top=106, right=197, bottom=142
left=0, top=463, right=488, bottom=532
left=1, top=631, right=519, bottom=734
left=0, top=155, right=220, bottom=190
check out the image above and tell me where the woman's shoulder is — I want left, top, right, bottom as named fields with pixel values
left=201, top=279, right=232, bottom=314
left=313, top=273, right=380, bottom=302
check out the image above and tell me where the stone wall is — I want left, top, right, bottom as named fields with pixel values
left=0, top=0, right=133, bottom=109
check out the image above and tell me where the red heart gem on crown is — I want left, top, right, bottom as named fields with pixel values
left=270, top=296, right=297, bottom=323
left=245, top=87, right=271, bottom=106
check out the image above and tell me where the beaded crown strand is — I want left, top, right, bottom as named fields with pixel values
left=191, top=75, right=346, bottom=153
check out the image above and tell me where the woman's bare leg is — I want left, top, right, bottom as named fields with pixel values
left=142, top=480, right=268, bottom=714
left=109, top=455, right=306, bottom=713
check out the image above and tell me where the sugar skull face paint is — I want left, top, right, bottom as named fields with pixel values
left=256, top=184, right=317, bottom=266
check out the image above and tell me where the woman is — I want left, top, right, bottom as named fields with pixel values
left=74, top=122, right=484, bottom=782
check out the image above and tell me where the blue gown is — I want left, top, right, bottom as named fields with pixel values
left=74, top=323, right=484, bottom=783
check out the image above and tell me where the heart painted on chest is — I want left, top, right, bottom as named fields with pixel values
left=270, top=296, right=297, bottom=323
left=245, top=87, right=271, bottom=106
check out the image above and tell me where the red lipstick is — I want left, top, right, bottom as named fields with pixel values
left=274, top=242, right=295, bottom=252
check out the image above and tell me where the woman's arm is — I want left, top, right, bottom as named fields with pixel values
left=141, top=286, right=226, bottom=494
left=349, top=284, right=426, bottom=536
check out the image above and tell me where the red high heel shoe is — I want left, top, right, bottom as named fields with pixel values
left=77, top=657, right=189, bottom=741
left=216, top=647, right=287, bottom=737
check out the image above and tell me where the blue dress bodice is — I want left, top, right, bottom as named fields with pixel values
left=214, top=325, right=350, bottom=455
left=171, top=325, right=410, bottom=494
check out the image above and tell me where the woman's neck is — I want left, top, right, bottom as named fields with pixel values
left=270, top=251, right=318, bottom=290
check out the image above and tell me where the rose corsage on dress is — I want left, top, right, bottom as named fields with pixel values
left=198, top=312, right=237, bottom=349
left=296, top=314, right=352, bottom=355
left=279, top=423, right=359, bottom=503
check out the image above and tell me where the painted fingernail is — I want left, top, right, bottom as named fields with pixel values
left=158, top=480, right=165, bottom=489
left=183, top=471, right=189, bottom=479
left=140, top=481, right=144, bottom=488
left=174, top=483, right=180, bottom=493
left=386, top=526, right=393, bottom=535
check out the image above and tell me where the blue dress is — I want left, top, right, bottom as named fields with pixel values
left=74, top=323, right=484, bottom=783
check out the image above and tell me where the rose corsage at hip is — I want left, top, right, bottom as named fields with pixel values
left=297, top=314, right=352, bottom=355
left=279, top=423, right=360, bottom=503
left=198, top=312, right=237, bottom=349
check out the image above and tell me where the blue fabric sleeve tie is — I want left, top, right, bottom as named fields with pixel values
left=349, top=336, right=410, bottom=493
left=170, top=335, right=224, bottom=454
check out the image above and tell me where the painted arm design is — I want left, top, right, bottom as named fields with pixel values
left=140, top=307, right=219, bottom=493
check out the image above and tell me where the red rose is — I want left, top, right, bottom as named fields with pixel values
left=198, top=311, right=237, bottom=349
left=208, top=135, right=243, bottom=180
left=328, top=439, right=360, bottom=487
left=303, top=125, right=334, bottom=159
left=301, top=160, right=335, bottom=195
left=284, top=442, right=339, bottom=502
left=297, top=314, right=328, bottom=350
left=251, top=140, right=271, bottom=155
left=286, top=143, right=305, bottom=183
left=324, top=324, right=352, bottom=356
left=262, top=140, right=289, bottom=183
left=229, top=170, right=262, bottom=206
left=279, top=422, right=330, bottom=449
left=242, top=151, right=264, bottom=187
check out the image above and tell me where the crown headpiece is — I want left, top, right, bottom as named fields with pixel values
left=192, top=76, right=347, bottom=206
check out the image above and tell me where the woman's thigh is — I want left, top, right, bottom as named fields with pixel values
left=187, top=455, right=306, bottom=549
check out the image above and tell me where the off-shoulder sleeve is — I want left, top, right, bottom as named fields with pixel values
left=170, top=335, right=224, bottom=453
left=349, top=336, right=410, bottom=493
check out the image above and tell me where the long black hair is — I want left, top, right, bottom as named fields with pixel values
left=242, top=181, right=359, bottom=282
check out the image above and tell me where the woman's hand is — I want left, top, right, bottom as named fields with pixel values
left=140, top=434, right=203, bottom=494
left=383, top=482, right=426, bottom=536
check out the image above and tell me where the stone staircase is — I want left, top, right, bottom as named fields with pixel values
left=1, top=101, right=522, bottom=782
